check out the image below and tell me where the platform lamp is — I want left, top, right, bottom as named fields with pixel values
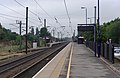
left=97, top=0, right=101, bottom=57
left=81, top=6, right=87, bottom=25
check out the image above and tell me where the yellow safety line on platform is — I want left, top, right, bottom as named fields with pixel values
left=66, top=43, right=73, bottom=78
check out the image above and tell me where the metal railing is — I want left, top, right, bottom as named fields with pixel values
left=87, top=41, right=114, bottom=64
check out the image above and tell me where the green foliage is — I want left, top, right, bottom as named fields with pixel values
left=106, top=19, right=120, bottom=43
left=101, top=17, right=120, bottom=43
left=27, top=33, right=35, bottom=41
left=0, top=28, right=5, bottom=40
left=100, top=25, right=107, bottom=42
left=36, top=27, right=39, bottom=36
left=15, top=35, right=21, bottom=45
left=0, top=24, right=18, bottom=41
left=40, top=27, right=51, bottom=38
left=31, top=27, right=34, bottom=35
left=10, top=32, right=18, bottom=40
left=46, top=32, right=51, bottom=37
left=0, top=23, right=51, bottom=48
left=78, top=31, right=94, bottom=41
left=40, top=27, right=47, bottom=38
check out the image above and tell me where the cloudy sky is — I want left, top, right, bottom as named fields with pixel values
left=0, top=0, right=120, bottom=37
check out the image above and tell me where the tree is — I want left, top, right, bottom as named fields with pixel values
left=106, top=20, right=120, bottom=43
left=10, top=32, right=18, bottom=40
left=16, top=35, right=21, bottom=45
left=101, top=17, right=120, bottom=44
left=77, top=31, right=94, bottom=41
left=31, top=27, right=34, bottom=35
left=40, top=27, right=47, bottom=38
left=36, top=27, right=39, bottom=36
left=46, top=32, right=51, bottom=37
left=0, top=29, right=5, bottom=40
left=0, top=23, right=2, bottom=29
left=100, top=25, right=107, bottom=42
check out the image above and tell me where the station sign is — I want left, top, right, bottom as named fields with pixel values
left=77, top=24, right=95, bottom=31
left=77, top=26, right=94, bottom=31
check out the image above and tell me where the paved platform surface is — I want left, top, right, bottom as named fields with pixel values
left=59, top=43, right=120, bottom=78
left=32, top=43, right=71, bottom=78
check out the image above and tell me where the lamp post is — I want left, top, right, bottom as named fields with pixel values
left=98, top=0, right=101, bottom=57
left=81, top=6, right=87, bottom=25
left=88, top=17, right=95, bottom=24
left=88, top=18, right=92, bottom=24
left=94, top=6, right=97, bottom=57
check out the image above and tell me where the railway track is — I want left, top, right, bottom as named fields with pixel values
left=0, top=42, right=69, bottom=78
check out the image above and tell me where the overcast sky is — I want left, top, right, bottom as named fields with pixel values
left=0, top=0, right=120, bottom=37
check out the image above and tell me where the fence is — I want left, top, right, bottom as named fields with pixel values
left=114, top=44, right=120, bottom=47
left=87, top=41, right=114, bottom=64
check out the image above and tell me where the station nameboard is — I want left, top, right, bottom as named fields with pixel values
left=77, top=24, right=95, bottom=31
left=77, top=26, right=94, bottom=31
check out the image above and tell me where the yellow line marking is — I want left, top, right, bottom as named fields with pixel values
left=66, top=43, right=73, bottom=78
left=49, top=43, right=71, bottom=78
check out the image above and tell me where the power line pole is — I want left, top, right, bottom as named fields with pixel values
left=60, top=32, right=62, bottom=41
left=44, top=19, right=47, bottom=46
left=44, top=19, right=46, bottom=28
left=86, top=8, right=87, bottom=25
left=26, top=7, right=28, bottom=54
left=19, top=21, right=22, bottom=50
left=53, top=29, right=55, bottom=42
left=16, top=20, right=22, bottom=50
left=58, top=32, right=60, bottom=41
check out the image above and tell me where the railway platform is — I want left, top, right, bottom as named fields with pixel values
left=33, top=42, right=120, bottom=78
